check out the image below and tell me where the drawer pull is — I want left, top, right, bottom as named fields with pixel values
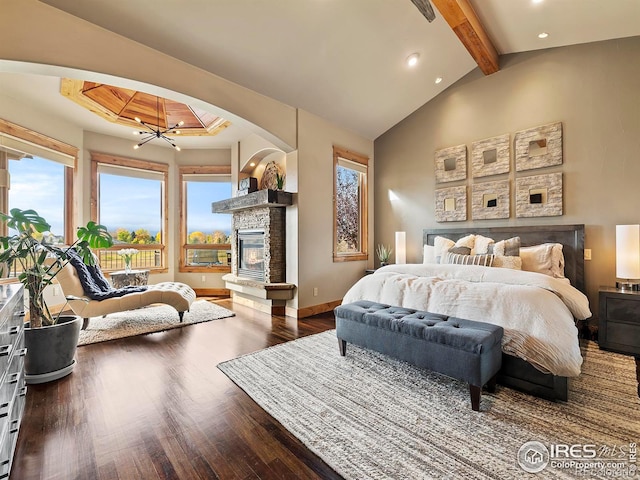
left=0, top=402, right=9, bottom=418
left=0, top=345, right=10, bottom=357
left=7, top=373, right=19, bottom=385
left=17, top=348, right=26, bottom=357
left=8, top=326, right=19, bottom=336
left=18, top=387, right=26, bottom=397
left=14, top=311, right=26, bottom=319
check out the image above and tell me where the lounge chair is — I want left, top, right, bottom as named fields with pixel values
left=54, top=261, right=196, bottom=330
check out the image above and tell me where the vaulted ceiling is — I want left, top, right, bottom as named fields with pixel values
left=2, top=0, right=639, bottom=148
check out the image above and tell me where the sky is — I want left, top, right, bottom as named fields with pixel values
left=9, top=156, right=231, bottom=237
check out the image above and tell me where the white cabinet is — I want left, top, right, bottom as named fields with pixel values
left=0, top=285, right=26, bottom=479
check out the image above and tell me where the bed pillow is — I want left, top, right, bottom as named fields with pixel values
left=434, top=235, right=477, bottom=263
left=520, top=243, right=565, bottom=278
left=455, top=234, right=476, bottom=250
left=491, top=236, right=521, bottom=257
left=434, top=236, right=455, bottom=263
left=471, top=235, right=495, bottom=255
left=423, top=245, right=437, bottom=264
left=442, top=252, right=495, bottom=267
left=492, top=255, right=522, bottom=270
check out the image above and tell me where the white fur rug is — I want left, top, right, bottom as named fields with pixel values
left=78, top=300, right=234, bottom=346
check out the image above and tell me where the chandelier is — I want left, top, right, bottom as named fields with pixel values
left=133, top=97, right=183, bottom=151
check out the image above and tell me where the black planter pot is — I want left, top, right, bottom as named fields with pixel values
left=24, top=315, right=82, bottom=384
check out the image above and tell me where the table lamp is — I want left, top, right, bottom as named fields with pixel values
left=395, top=232, right=406, bottom=265
left=616, top=224, right=640, bottom=291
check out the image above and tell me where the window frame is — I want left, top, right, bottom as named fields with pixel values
left=178, top=165, right=232, bottom=273
left=333, top=146, right=369, bottom=262
left=0, top=118, right=77, bottom=243
left=90, top=151, right=169, bottom=273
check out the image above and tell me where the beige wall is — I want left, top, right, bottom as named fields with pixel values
left=297, top=110, right=374, bottom=311
left=374, top=36, right=640, bottom=320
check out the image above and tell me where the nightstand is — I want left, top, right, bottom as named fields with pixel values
left=598, top=287, right=640, bottom=396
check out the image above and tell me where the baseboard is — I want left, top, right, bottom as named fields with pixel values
left=194, top=288, right=230, bottom=297
left=295, top=299, right=342, bottom=319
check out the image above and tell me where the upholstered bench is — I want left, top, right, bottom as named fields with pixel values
left=334, top=300, right=504, bottom=411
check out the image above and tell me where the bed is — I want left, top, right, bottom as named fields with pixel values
left=342, top=224, right=591, bottom=401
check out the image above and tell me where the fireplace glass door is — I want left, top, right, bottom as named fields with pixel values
left=238, top=230, right=265, bottom=281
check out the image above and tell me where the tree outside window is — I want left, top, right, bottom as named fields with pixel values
left=333, top=146, right=368, bottom=262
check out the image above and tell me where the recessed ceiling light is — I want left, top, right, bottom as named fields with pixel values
left=538, top=32, right=549, bottom=39
left=406, top=53, right=420, bottom=68
left=249, top=162, right=256, bottom=167
left=532, top=0, right=544, bottom=4
left=435, top=77, right=443, bottom=84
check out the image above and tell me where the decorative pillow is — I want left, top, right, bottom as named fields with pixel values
left=520, top=243, right=565, bottom=278
left=455, top=234, right=476, bottom=249
left=448, top=246, right=471, bottom=255
left=491, top=236, right=521, bottom=257
left=434, top=235, right=477, bottom=263
left=472, top=235, right=495, bottom=255
left=434, top=236, right=455, bottom=263
left=551, top=244, right=566, bottom=278
left=442, top=252, right=495, bottom=267
left=423, top=245, right=436, bottom=264
left=492, top=255, right=522, bottom=270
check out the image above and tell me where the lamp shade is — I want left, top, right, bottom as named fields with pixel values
left=616, top=225, right=640, bottom=280
left=395, top=231, right=406, bottom=265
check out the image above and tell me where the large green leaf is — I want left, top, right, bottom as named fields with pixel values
left=76, top=221, right=113, bottom=249
left=1, top=208, right=51, bottom=235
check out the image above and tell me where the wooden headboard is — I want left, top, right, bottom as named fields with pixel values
left=423, top=224, right=585, bottom=293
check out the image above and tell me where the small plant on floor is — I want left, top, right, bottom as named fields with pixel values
left=0, top=208, right=113, bottom=328
left=376, top=244, right=393, bottom=267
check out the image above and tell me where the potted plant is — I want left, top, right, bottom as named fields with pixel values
left=0, top=208, right=113, bottom=383
left=275, top=171, right=285, bottom=190
left=376, top=244, right=393, bottom=267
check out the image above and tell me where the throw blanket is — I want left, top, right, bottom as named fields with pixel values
left=342, top=263, right=591, bottom=377
left=66, top=249, right=148, bottom=300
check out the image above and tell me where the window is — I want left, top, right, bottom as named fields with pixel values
left=91, top=152, right=168, bottom=272
left=8, top=156, right=65, bottom=240
left=0, top=118, right=76, bottom=243
left=333, top=146, right=368, bottom=262
left=179, top=166, right=232, bottom=272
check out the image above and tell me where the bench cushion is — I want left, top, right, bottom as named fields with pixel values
left=334, top=300, right=503, bottom=354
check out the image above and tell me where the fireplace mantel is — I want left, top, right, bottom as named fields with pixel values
left=211, top=189, right=293, bottom=214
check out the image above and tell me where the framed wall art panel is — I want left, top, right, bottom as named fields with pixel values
left=435, top=144, right=467, bottom=184
left=471, top=180, right=510, bottom=220
left=435, top=186, right=467, bottom=222
left=515, top=172, right=563, bottom=217
left=515, top=122, right=563, bottom=171
left=471, top=133, right=510, bottom=178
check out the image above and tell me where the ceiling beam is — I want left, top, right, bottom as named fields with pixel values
left=431, top=0, right=499, bottom=75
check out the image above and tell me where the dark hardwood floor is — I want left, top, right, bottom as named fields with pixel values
left=12, top=300, right=342, bottom=480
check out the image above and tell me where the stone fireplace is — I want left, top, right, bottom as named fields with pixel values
left=212, top=190, right=295, bottom=315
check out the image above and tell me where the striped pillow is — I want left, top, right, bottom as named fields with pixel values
left=443, top=252, right=495, bottom=267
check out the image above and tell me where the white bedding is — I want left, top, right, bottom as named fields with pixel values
left=342, top=263, right=592, bottom=377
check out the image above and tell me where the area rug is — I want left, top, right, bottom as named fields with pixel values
left=218, top=331, right=640, bottom=480
left=78, top=300, right=235, bottom=346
